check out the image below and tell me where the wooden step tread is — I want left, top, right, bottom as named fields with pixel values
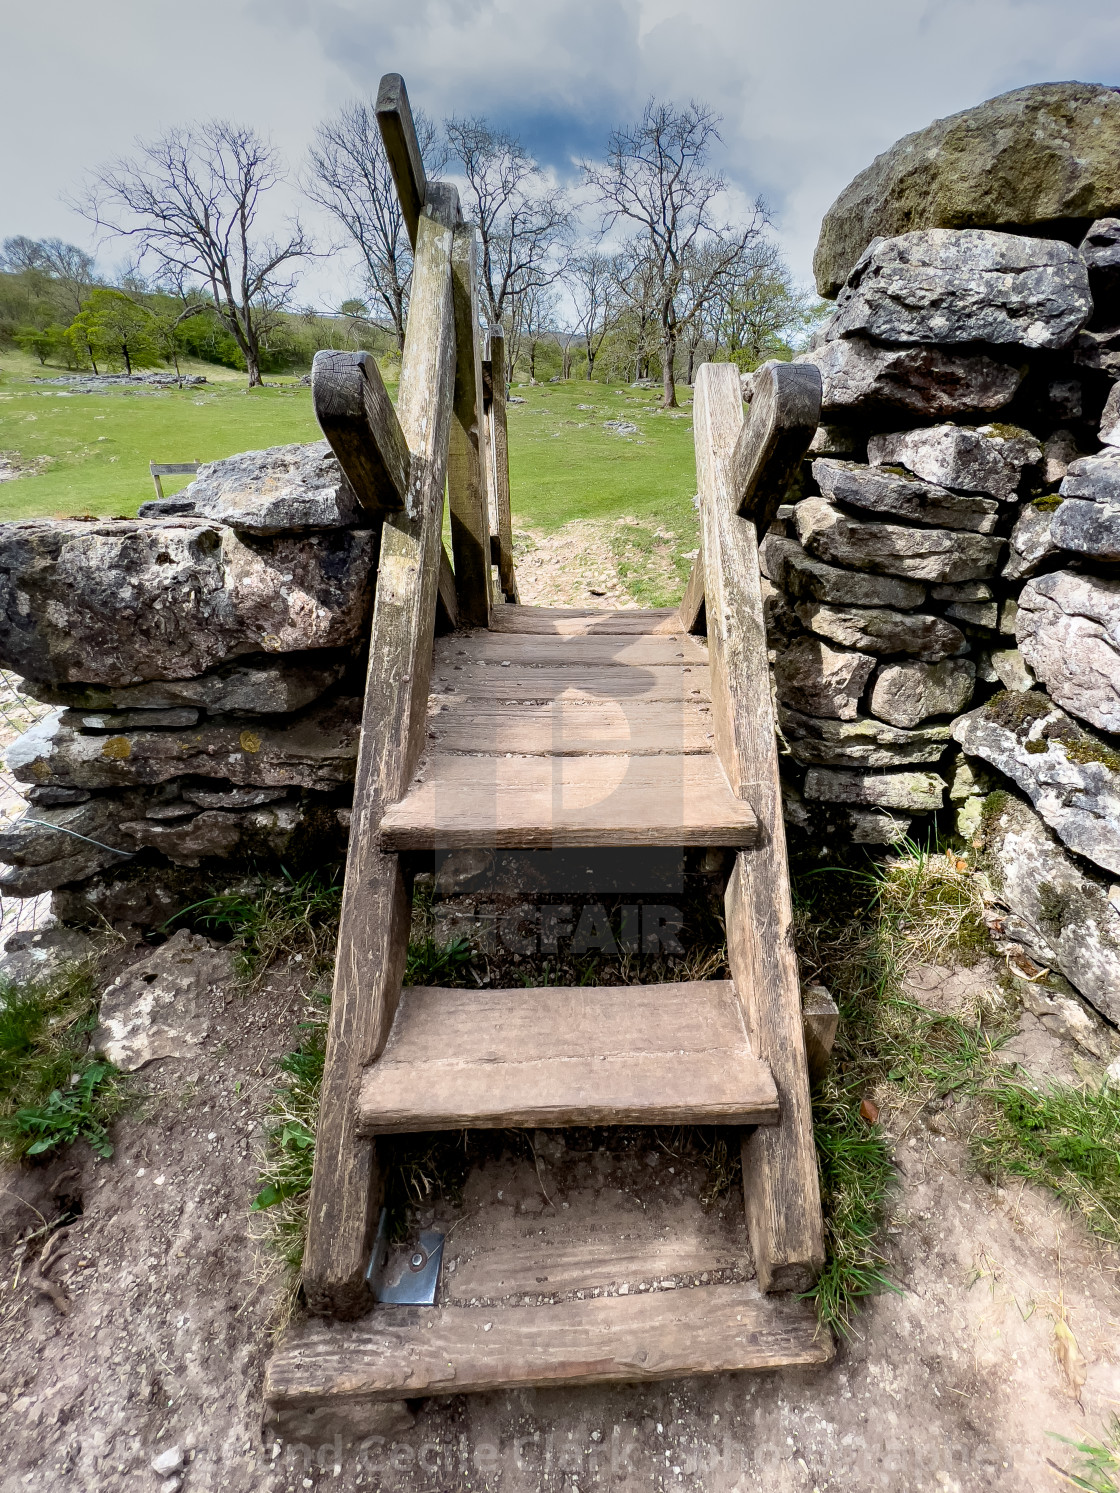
left=428, top=699, right=715, bottom=756
left=357, top=980, right=778, bottom=1133
left=439, top=631, right=708, bottom=667
left=429, top=662, right=710, bottom=704
left=378, top=752, right=758, bottom=850
left=488, top=605, right=683, bottom=636
left=265, top=1285, right=831, bottom=1405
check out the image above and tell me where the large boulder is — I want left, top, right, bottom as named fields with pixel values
left=824, top=230, right=1091, bottom=350
left=0, top=519, right=375, bottom=686
left=798, top=337, right=1024, bottom=421
left=953, top=692, right=1120, bottom=876
left=814, top=83, right=1120, bottom=297
left=867, top=423, right=1040, bottom=502
left=145, top=442, right=368, bottom=534
left=980, top=792, right=1120, bottom=1024
left=1016, top=570, right=1120, bottom=732
left=813, top=457, right=999, bottom=532
left=794, top=495, right=1005, bottom=582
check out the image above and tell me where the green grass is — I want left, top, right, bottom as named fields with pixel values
left=0, top=351, right=703, bottom=574
left=0, top=349, right=321, bottom=520
left=0, top=958, right=125, bottom=1161
left=166, top=867, right=343, bottom=983
left=1050, top=1416, right=1120, bottom=1491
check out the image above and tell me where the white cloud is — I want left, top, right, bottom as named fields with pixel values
left=2, top=0, right=1119, bottom=306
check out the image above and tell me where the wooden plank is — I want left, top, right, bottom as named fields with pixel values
left=375, top=72, right=427, bottom=248
left=803, top=983, right=840, bottom=1086
left=311, top=349, right=410, bottom=514
left=693, top=361, right=825, bottom=1293
left=677, top=550, right=707, bottom=634
left=427, top=698, right=714, bottom=756
left=486, top=326, right=519, bottom=602
left=732, top=361, right=821, bottom=535
left=450, top=1235, right=745, bottom=1302
left=358, top=980, right=777, bottom=1132
left=447, top=225, right=493, bottom=626
left=378, top=752, right=758, bottom=850
left=436, top=630, right=709, bottom=667
left=488, top=605, right=680, bottom=635
left=303, top=207, right=458, bottom=1319
left=436, top=544, right=458, bottom=634
left=429, top=663, right=711, bottom=704
left=265, top=1285, right=832, bottom=1406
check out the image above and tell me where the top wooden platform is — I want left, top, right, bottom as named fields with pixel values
left=378, top=610, right=759, bottom=851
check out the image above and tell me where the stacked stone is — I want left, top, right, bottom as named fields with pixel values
left=766, top=81, right=1120, bottom=1023
left=0, top=442, right=373, bottom=926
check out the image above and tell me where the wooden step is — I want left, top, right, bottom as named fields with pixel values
left=378, top=752, right=758, bottom=849
left=428, top=698, right=715, bottom=755
left=265, top=1283, right=831, bottom=1407
left=442, top=631, right=709, bottom=667
left=488, top=604, right=682, bottom=635
left=429, top=661, right=710, bottom=703
left=357, top=980, right=778, bottom=1133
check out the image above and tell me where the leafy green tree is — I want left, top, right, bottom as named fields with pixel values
left=12, top=325, right=63, bottom=365
left=67, top=289, right=160, bottom=374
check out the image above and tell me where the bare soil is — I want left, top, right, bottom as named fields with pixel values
left=2, top=540, right=1119, bottom=1491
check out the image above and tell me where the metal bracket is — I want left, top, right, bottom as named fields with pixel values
left=366, top=1208, right=445, bottom=1306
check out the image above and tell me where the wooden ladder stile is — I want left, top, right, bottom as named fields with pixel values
left=692, top=360, right=826, bottom=1292
left=485, top=325, right=519, bottom=603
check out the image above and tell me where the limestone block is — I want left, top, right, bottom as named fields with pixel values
left=772, top=636, right=875, bottom=721
left=170, top=441, right=367, bottom=533
left=1016, top=571, right=1120, bottom=733
left=869, top=659, right=976, bottom=728
left=799, top=337, right=1024, bottom=422
left=759, top=536, right=926, bottom=609
left=953, top=692, right=1120, bottom=875
left=824, top=230, right=1090, bottom=350
left=867, top=423, right=1040, bottom=501
left=778, top=706, right=952, bottom=767
left=803, top=767, right=945, bottom=811
left=794, top=495, right=1004, bottom=582
left=0, top=519, right=375, bottom=686
left=1003, top=502, right=1061, bottom=581
left=813, top=458, right=999, bottom=532
left=795, top=601, right=966, bottom=660
left=21, top=653, right=348, bottom=715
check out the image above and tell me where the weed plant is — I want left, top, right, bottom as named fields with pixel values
left=170, top=867, right=343, bottom=982
left=0, top=959, right=125, bottom=1161
left=1050, top=1415, right=1120, bottom=1492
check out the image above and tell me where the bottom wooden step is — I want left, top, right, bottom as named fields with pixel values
left=265, top=1284, right=831, bottom=1406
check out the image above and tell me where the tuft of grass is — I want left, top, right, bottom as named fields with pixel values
left=0, top=959, right=125, bottom=1161
left=974, top=1081, right=1120, bottom=1245
left=1050, top=1416, right=1120, bottom=1492
left=169, top=867, right=343, bottom=982
left=404, top=934, right=474, bottom=986
left=872, top=838, right=993, bottom=972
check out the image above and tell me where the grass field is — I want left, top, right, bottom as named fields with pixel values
left=0, top=351, right=702, bottom=569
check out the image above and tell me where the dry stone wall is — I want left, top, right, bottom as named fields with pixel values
left=0, top=441, right=372, bottom=927
left=769, top=85, right=1120, bottom=1021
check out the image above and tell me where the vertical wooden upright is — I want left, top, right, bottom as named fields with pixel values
left=303, top=204, right=459, bottom=1318
left=693, top=362, right=825, bottom=1294
left=486, top=326, right=519, bottom=603
left=447, top=226, right=493, bottom=627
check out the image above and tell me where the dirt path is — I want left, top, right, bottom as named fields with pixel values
left=2, top=543, right=1119, bottom=1491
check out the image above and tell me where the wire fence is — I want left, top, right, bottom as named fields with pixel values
left=0, top=670, right=54, bottom=944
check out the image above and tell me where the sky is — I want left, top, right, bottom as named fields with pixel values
left=3, top=0, right=1120, bottom=309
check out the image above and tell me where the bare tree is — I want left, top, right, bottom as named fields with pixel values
left=444, top=116, right=570, bottom=336
left=1, top=236, right=97, bottom=316
left=564, top=248, right=616, bottom=381
left=516, top=285, right=557, bottom=382
left=77, top=122, right=311, bottom=386
left=304, top=100, right=439, bottom=354
left=584, top=99, right=766, bottom=407
left=609, top=242, right=663, bottom=383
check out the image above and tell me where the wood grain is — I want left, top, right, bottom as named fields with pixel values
left=265, top=1284, right=832, bottom=1405
left=358, top=980, right=777, bottom=1132
left=693, top=362, right=825, bottom=1292
left=303, top=207, right=458, bottom=1319
left=733, top=362, right=822, bottom=535
left=429, top=663, right=711, bottom=704
left=436, top=630, right=709, bottom=668
left=427, top=698, right=714, bottom=756
left=447, top=225, right=493, bottom=626
left=311, top=349, right=410, bottom=514
left=374, top=72, right=428, bottom=248
left=488, top=605, right=681, bottom=635
left=436, top=544, right=458, bottom=634
left=677, top=551, right=706, bottom=634
left=486, top=326, right=519, bottom=602
left=378, top=751, right=758, bottom=850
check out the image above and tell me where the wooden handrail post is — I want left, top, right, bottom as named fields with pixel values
left=375, top=73, right=428, bottom=250
left=486, top=326, right=518, bottom=603
left=447, top=226, right=493, bottom=626
left=311, top=350, right=410, bottom=514
left=693, top=361, right=825, bottom=1294
left=303, top=205, right=458, bottom=1318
